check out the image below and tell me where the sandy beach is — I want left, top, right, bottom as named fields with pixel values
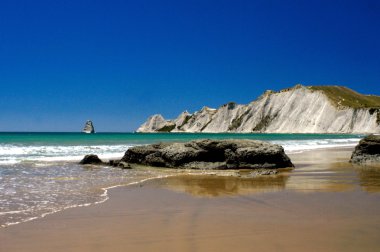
left=1, top=147, right=380, bottom=252
left=2, top=0, right=379, bottom=250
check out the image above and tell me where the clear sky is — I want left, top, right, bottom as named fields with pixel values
left=0, top=0, right=379, bottom=132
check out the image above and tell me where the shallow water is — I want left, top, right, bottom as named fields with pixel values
left=0, top=163, right=172, bottom=227
left=0, top=132, right=368, bottom=227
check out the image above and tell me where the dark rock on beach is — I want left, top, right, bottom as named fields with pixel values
left=79, top=157, right=133, bottom=169
left=79, top=154, right=103, bottom=165
left=105, top=160, right=131, bottom=169
left=117, top=161, right=132, bottom=169
left=121, top=139, right=294, bottom=170
left=350, top=134, right=380, bottom=164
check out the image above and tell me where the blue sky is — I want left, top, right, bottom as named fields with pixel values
left=0, top=0, right=379, bottom=132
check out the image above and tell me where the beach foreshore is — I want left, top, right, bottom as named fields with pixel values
left=1, top=147, right=380, bottom=252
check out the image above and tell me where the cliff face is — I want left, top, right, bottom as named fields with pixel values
left=137, top=114, right=174, bottom=132
left=137, top=85, right=380, bottom=134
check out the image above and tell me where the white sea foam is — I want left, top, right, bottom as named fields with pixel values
left=0, top=144, right=132, bottom=165
left=0, top=138, right=361, bottom=165
left=272, top=138, right=360, bottom=153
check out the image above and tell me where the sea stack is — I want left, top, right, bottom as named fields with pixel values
left=82, top=120, right=95, bottom=134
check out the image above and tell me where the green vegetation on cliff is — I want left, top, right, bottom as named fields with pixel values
left=308, top=86, right=380, bottom=109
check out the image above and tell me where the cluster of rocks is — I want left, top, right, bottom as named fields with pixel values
left=79, top=135, right=380, bottom=172
left=80, top=139, right=294, bottom=170
left=80, top=154, right=131, bottom=169
left=350, top=134, right=380, bottom=164
left=120, top=139, right=294, bottom=169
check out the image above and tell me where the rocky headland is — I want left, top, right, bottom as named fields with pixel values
left=137, top=84, right=380, bottom=133
left=350, top=134, right=380, bottom=164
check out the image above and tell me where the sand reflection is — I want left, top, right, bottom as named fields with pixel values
left=355, top=165, right=380, bottom=193
left=287, top=149, right=380, bottom=193
left=157, top=148, right=380, bottom=197
left=158, top=174, right=288, bottom=197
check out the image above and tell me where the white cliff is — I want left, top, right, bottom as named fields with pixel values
left=137, top=114, right=174, bottom=132
left=176, top=106, right=217, bottom=132
left=201, top=103, right=246, bottom=132
left=171, top=111, right=191, bottom=132
left=137, top=85, right=380, bottom=133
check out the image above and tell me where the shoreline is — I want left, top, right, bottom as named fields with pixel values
left=0, top=145, right=357, bottom=228
left=2, top=147, right=380, bottom=251
left=0, top=146, right=358, bottom=229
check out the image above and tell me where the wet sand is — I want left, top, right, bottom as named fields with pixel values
left=1, top=148, right=380, bottom=252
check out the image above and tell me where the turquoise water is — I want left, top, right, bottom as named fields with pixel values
left=0, top=132, right=365, bottom=145
left=0, top=132, right=364, bottom=164
left=0, top=132, right=364, bottom=228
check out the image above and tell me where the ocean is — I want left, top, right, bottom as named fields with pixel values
left=0, top=132, right=364, bottom=227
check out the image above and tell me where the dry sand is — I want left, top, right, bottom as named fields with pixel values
left=1, top=148, right=380, bottom=252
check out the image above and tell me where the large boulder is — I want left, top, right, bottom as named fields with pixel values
left=121, top=139, right=294, bottom=169
left=350, top=134, right=380, bottom=164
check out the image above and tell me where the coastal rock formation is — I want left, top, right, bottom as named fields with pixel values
left=350, top=134, right=380, bottom=164
left=120, top=139, right=294, bottom=169
left=82, top=120, right=95, bottom=134
left=137, top=114, right=173, bottom=132
left=108, top=160, right=132, bottom=169
left=137, top=85, right=380, bottom=133
left=79, top=154, right=103, bottom=164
